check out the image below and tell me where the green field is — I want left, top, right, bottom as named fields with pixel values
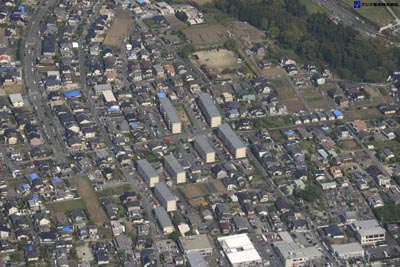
left=96, top=183, right=133, bottom=198
left=46, top=199, right=85, bottom=213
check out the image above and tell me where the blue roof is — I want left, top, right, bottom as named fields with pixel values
left=157, top=92, right=166, bottom=99
left=318, top=149, right=329, bottom=159
left=27, top=245, right=33, bottom=251
left=333, top=110, right=343, bottom=117
left=136, top=0, right=146, bottom=4
left=62, top=226, right=72, bottom=232
left=53, top=177, right=62, bottom=183
left=64, top=91, right=81, bottom=98
left=322, top=127, right=329, bottom=132
left=0, top=67, right=16, bottom=73
left=22, top=184, right=30, bottom=189
left=130, top=123, right=138, bottom=128
left=28, top=173, right=38, bottom=181
left=284, top=130, right=295, bottom=135
left=107, top=107, right=119, bottom=112
left=32, top=195, right=39, bottom=201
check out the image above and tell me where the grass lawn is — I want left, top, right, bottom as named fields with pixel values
left=46, top=199, right=85, bottom=213
left=253, top=115, right=293, bottom=129
left=96, top=183, right=133, bottom=199
left=343, top=0, right=394, bottom=26
left=368, top=140, right=400, bottom=158
left=300, top=0, right=326, bottom=14
left=75, top=176, right=108, bottom=224
left=270, top=79, right=296, bottom=100
left=344, top=108, right=383, bottom=121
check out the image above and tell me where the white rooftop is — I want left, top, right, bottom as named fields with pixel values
left=217, top=234, right=261, bottom=265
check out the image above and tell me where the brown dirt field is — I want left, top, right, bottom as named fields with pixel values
left=270, top=79, right=296, bottom=100
left=0, top=27, right=5, bottom=37
left=285, top=100, right=307, bottom=113
left=2, top=84, right=23, bottom=94
left=338, top=139, right=360, bottom=150
left=190, top=0, right=212, bottom=5
left=193, top=49, right=240, bottom=73
left=181, top=183, right=207, bottom=199
left=75, top=176, right=108, bottom=224
left=262, top=68, right=286, bottom=78
left=306, top=98, right=334, bottom=110
left=183, top=25, right=227, bottom=47
left=344, top=108, right=383, bottom=120
left=165, top=16, right=186, bottom=29
left=228, top=21, right=265, bottom=47
left=104, top=10, right=133, bottom=46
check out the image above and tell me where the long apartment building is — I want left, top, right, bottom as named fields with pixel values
left=217, top=123, right=247, bottom=159
left=194, top=135, right=216, bottom=163
left=158, top=97, right=182, bottom=134
left=136, top=159, right=159, bottom=188
left=196, top=93, right=222, bottom=128
left=154, top=181, right=177, bottom=212
left=164, top=154, right=186, bottom=184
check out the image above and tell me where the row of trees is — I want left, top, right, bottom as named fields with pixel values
left=213, top=0, right=400, bottom=82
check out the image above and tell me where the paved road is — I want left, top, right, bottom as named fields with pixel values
left=21, top=0, right=68, bottom=165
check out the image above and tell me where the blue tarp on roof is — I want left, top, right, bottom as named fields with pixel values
left=32, top=195, right=39, bottom=201
left=62, top=226, right=72, bottom=232
left=284, top=130, right=295, bottom=136
left=333, top=110, right=343, bottom=117
left=22, top=183, right=30, bottom=190
left=53, top=177, right=62, bottom=183
left=322, top=127, right=329, bottom=132
left=157, top=92, right=166, bottom=99
left=0, top=67, right=16, bottom=73
left=318, top=149, right=329, bottom=159
left=136, top=0, right=146, bottom=4
left=27, top=245, right=33, bottom=251
left=29, top=173, right=38, bottom=181
left=18, top=4, right=27, bottom=15
left=107, top=107, right=120, bottom=112
left=64, top=91, right=81, bottom=98
left=130, top=123, right=138, bottom=128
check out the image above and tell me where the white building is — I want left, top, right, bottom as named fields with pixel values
left=136, top=159, right=159, bottom=188
left=154, top=182, right=176, bottom=212
left=273, top=232, right=322, bottom=267
left=350, top=219, right=386, bottom=245
left=194, top=135, right=215, bottom=163
left=217, top=124, right=247, bottom=159
left=217, top=234, right=262, bottom=267
left=9, top=93, right=24, bottom=107
left=164, top=154, right=186, bottom=184
left=331, top=243, right=364, bottom=259
left=197, top=93, right=222, bottom=128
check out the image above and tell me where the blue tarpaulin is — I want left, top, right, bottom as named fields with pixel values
left=283, top=130, right=295, bottom=135
left=28, top=245, right=33, bottom=251
left=28, top=173, right=38, bottom=181
left=157, top=92, right=166, bottom=99
left=53, top=177, right=62, bottom=183
left=136, top=0, right=146, bottom=4
left=62, top=226, right=72, bottom=232
left=32, top=195, right=39, bottom=201
left=130, top=123, right=138, bottom=128
left=333, top=110, right=343, bottom=117
left=64, top=91, right=81, bottom=98
left=22, top=183, right=30, bottom=189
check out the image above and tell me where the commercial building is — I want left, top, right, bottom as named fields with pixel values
left=9, top=94, right=24, bottom=107
left=331, top=243, right=365, bottom=259
left=153, top=207, right=174, bottom=235
left=163, top=154, right=186, bottom=184
left=185, top=251, right=208, bottom=267
left=154, top=182, right=176, bottom=212
left=136, top=159, right=159, bottom=188
left=350, top=219, right=386, bottom=245
left=197, top=93, right=222, bottom=128
left=273, top=232, right=322, bottom=267
left=158, top=97, right=182, bottom=134
left=217, top=234, right=262, bottom=267
left=178, top=234, right=213, bottom=257
left=217, top=124, right=247, bottom=159
left=194, top=135, right=216, bottom=163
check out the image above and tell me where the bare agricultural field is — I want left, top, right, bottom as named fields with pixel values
left=228, top=21, right=265, bottom=47
left=192, top=49, right=240, bottom=73
left=74, top=176, right=108, bottom=224
left=285, top=100, right=307, bottom=113
left=344, top=107, right=383, bottom=121
left=270, top=79, right=296, bottom=100
left=364, top=86, right=393, bottom=104
left=165, top=16, right=186, bottom=29
left=184, top=24, right=227, bottom=47
left=338, top=139, right=360, bottom=151
left=305, top=96, right=334, bottom=110
left=104, top=10, right=133, bottom=46
left=262, top=67, right=286, bottom=78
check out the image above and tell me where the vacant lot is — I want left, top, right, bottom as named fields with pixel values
left=104, top=10, right=133, bottom=46
left=176, top=104, right=192, bottom=128
left=338, top=139, right=360, bottom=151
left=344, top=108, right=383, bottom=120
left=364, top=86, right=393, bottom=104
left=181, top=183, right=207, bottom=199
left=75, top=176, right=107, bottom=224
left=228, top=21, right=265, bottom=47
left=262, top=68, right=286, bottom=78
left=285, top=100, right=307, bottom=113
left=306, top=97, right=334, bottom=110
left=96, top=183, right=132, bottom=198
left=193, top=49, right=240, bottom=73
left=47, top=199, right=85, bottom=213
left=184, top=24, right=227, bottom=47
left=270, top=78, right=296, bottom=100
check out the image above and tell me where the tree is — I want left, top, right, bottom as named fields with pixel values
left=175, top=11, right=188, bottom=22
left=181, top=44, right=195, bottom=58
left=168, top=231, right=181, bottom=241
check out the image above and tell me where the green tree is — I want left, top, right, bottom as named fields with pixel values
left=175, top=11, right=188, bottom=22
left=168, top=231, right=181, bottom=241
